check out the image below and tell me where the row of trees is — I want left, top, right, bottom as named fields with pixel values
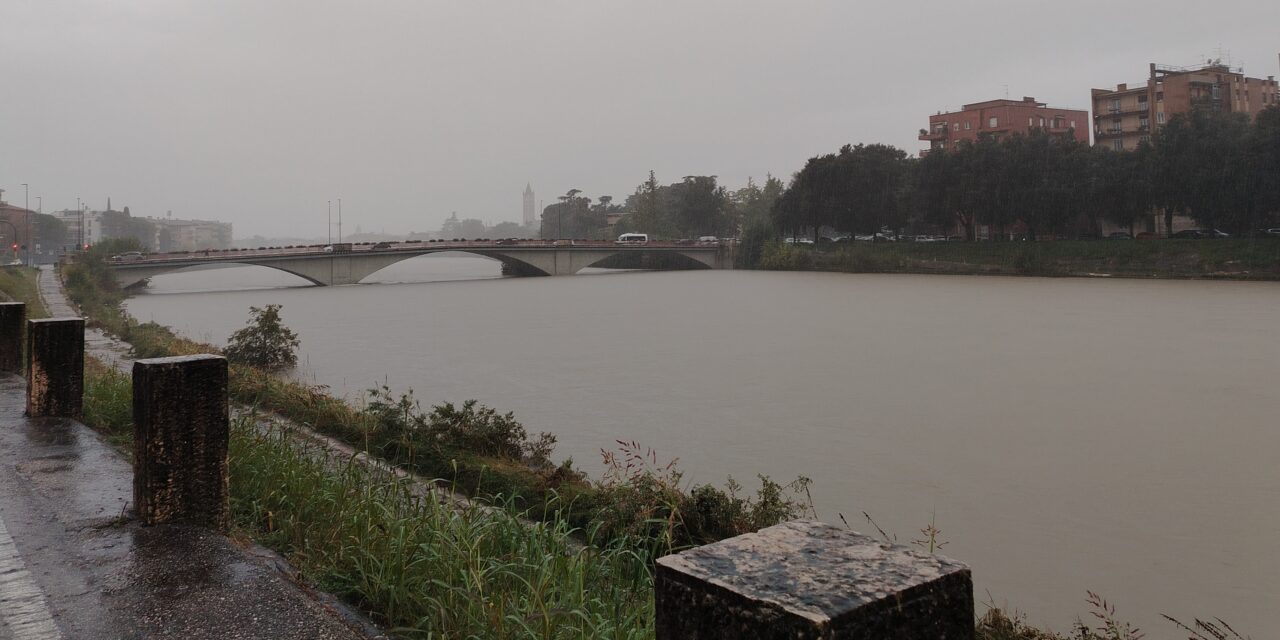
left=538, top=173, right=785, bottom=240
left=773, top=105, right=1280, bottom=240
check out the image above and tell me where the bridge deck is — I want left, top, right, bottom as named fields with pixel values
left=108, top=239, right=727, bottom=266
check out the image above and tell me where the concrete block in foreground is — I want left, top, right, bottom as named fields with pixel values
left=26, top=317, right=84, bottom=418
left=655, top=520, right=973, bottom=639
left=0, top=302, right=24, bottom=373
left=133, top=354, right=230, bottom=532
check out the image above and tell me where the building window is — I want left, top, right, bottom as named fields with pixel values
left=1156, top=91, right=1163, bottom=102
left=1028, top=117, right=1034, bottom=126
left=964, top=121, right=971, bottom=130
left=1157, top=111, right=1165, bottom=124
left=989, top=116, right=998, bottom=128
left=1113, top=139, right=1124, bottom=151
left=953, top=122, right=959, bottom=131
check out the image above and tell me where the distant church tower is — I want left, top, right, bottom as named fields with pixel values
left=523, top=184, right=536, bottom=227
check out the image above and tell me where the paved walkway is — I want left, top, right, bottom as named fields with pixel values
left=0, top=268, right=376, bottom=639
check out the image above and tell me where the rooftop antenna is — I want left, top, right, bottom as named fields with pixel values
left=1003, top=84, right=1009, bottom=99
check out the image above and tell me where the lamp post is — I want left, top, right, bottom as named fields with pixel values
left=328, top=200, right=332, bottom=245
left=337, top=198, right=342, bottom=244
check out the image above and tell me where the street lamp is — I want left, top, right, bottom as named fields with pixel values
left=328, top=200, right=332, bottom=245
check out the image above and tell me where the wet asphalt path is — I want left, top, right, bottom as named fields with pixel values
left=0, top=376, right=372, bottom=639
left=0, top=267, right=374, bottom=638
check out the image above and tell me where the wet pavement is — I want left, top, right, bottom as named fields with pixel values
left=0, top=268, right=378, bottom=638
left=0, top=374, right=376, bottom=639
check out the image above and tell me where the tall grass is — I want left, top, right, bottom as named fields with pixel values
left=82, top=358, right=134, bottom=450
left=230, top=420, right=656, bottom=639
left=0, top=266, right=48, bottom=318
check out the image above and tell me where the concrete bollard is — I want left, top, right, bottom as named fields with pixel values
left=132, top=355, right=230, bottom=532
left=655, top=520, right=974, bottom=640
left=0, top=302, right=24, bottom=373
left=26, top=317, right=85, bottom=418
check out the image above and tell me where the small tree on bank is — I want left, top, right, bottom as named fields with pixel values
left=224, top=304, right=300, bottom=370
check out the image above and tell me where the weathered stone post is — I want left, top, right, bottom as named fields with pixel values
left=0, top=302, right=25, bottom=373
left=655, top=520, right=974, bottom=639
left=132, top=355, right=230, bottom=532
left=26, top=317, right=85, bottom=418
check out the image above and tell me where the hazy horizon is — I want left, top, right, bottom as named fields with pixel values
left=2, top=1, right=1277, bottom=236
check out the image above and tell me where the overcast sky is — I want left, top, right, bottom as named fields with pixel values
left=2, top=1, right=1278, bottom=238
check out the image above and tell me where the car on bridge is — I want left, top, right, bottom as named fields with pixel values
left=110, top=251, right=145, bottom=261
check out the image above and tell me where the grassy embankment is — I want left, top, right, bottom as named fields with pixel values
left=756, top=238, right=1280, bottom=279
left=0, top=265, right=49, bottom=318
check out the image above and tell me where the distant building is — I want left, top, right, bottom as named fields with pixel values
left=523, top=184, right=536, bottom=227
left=53, top=209, right=103, bottom=248
left=147, top=216, right=233, bottom=252
left=605, top=212, right=630, bottom=228
left=918, top=97, right=1088, bottom=155
left=0, top=195, right=36, bottom=255
left=1091, top=61, right=1279, bottom=151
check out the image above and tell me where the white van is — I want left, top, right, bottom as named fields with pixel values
left=615, top=233, right=648, bottom=245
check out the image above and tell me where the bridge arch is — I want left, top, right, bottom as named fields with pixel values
left=115, top=261, right=328, bottom=289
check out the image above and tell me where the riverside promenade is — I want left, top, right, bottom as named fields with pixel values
left=0, top=268, right=378, bottom=639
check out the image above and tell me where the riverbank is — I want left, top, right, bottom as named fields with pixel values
left=757, top=238, right=1280, bottom=279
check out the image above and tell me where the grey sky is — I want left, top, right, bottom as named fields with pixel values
left=2, top=1, right=1277, bottom=238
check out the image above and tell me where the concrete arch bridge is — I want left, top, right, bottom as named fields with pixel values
left=106, top=240, right=734, bottom=289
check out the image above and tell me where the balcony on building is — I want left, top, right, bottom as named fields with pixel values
left=918, top=127, right=948, bottom=141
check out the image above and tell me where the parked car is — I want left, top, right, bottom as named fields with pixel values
left=1106, top=232, right=1134, bottom=240
left=371, top=241, right=392, bottom=249
left=1135, top=231, right=1159, bottom=240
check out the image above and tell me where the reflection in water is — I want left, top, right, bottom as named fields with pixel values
left=125, top=256, right=1280, bottom=634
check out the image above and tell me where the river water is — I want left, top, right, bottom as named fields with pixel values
left=124, top=254, right=1280, bottom=634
